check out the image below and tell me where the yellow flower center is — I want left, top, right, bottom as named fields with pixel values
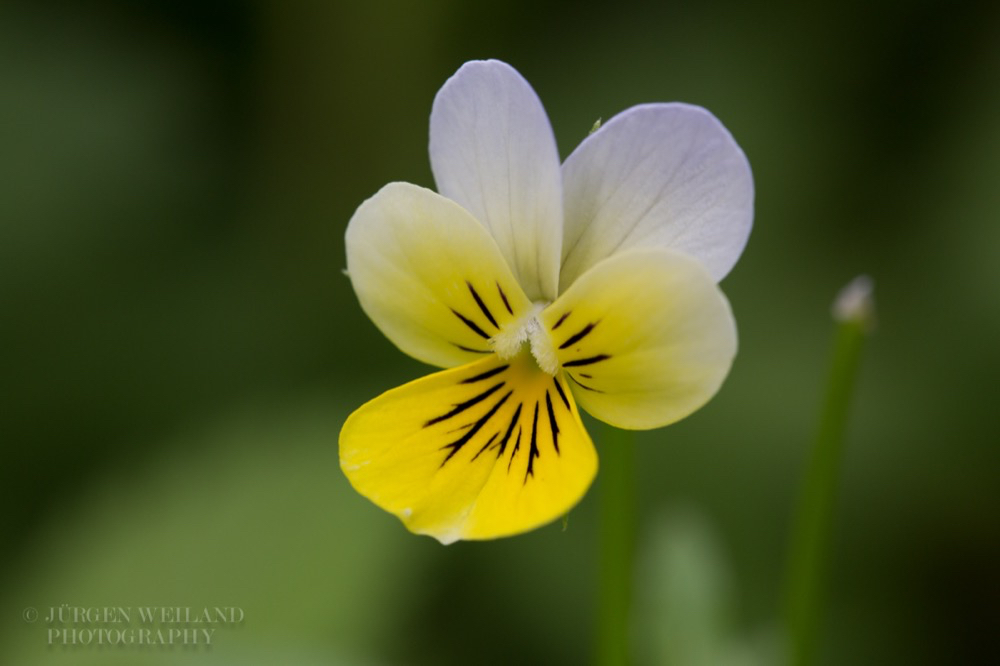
left=489, top=302, right=559, bottom=376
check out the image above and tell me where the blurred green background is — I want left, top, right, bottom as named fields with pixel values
left=2, top=0, right=998, bottom=664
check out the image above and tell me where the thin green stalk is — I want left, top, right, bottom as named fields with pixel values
left=597, top=425, right=636, bottom=666
left=785, top=276, right=874, bottom=666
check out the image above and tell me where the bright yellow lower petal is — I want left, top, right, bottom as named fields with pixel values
left=541, top=248, right=737, bottom=430
left=339, top=353, right=597, bottom=543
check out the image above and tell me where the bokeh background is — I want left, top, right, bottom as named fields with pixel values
left=2, top=1, right=998, bottom=664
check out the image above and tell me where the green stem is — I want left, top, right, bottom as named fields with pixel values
left=785, top=280, right=873, bottom=666
left=597, top=425, right=636, bottom=666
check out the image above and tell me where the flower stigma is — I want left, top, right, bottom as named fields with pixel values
left=489, top=302, right=559, bottom=376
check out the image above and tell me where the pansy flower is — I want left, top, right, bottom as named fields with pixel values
left=340, top=60, right=753, bottom=544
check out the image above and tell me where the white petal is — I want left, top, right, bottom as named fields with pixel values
left=560, top=103, right=753, bottom=292
left=346, top=182, right=533, bottom=369
left=429, top=60, right=563, bottom=302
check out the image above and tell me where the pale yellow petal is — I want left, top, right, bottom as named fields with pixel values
left=346, top=182, right=533, bottom=368
left=339, top=353, right=597, bottom=543
left=540, top=248, right=737, bottom=430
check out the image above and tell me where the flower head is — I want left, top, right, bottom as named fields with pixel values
left=340, top=60, right=753, bottom=544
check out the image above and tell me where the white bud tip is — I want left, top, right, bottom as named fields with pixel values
left=832, top=275, right=876, bottom=328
